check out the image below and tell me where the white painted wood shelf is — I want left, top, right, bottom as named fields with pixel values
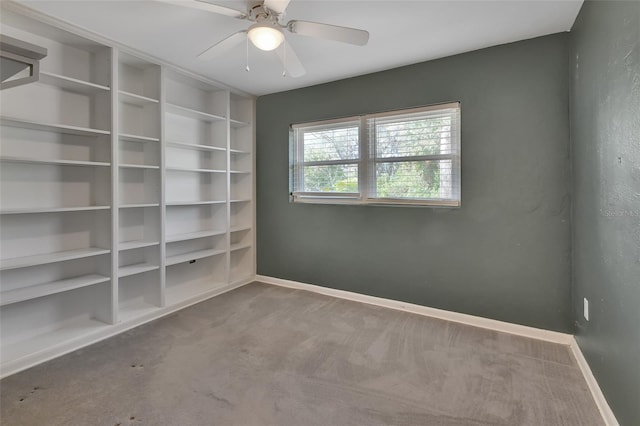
left=0, top=157, right=110, bottom=167
left=165, top=279, right=226, bottom=306
left=119, top=163, right=160, bottom=169
left=0, top=8, right=255, bottom=378
left=119, top=240, right=160, bottom=251
left=0, top=206, right=110, bottom=214
left=0, top=248, right=110, bottom=271
left=0, top=116, right=110, bottom=136
left=118, top=90, right=159, bottom=106
left=0, top=274, right=110, bottom=307
left=118, top=133, right=160, bottom=143
left=39, top=71, right=110, bottom=94
left=166, top=230, right=226, bottom=243
left=119, top=203, right=161, bottom=209
left=166, top=141, right=226, bottom=152
left=166, top=103, right=225, bottom=122
left=118, top=263, right=159, bottom=278
left=165, top=249, right=225, bottom=266
left=1, top=318, right=110, bottom=365
left=118, top=300, right=159, bottom=323
left=165, top=201, right=226, bottom=207
left=166, top=167, right=225, bottom=173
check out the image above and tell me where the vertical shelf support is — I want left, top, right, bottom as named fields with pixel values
left=110, top=47, right=120, bottom=325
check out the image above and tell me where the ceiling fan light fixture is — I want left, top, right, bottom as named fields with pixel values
left=247, top=22, right=284, bottom=51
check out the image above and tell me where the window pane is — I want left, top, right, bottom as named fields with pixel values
left=303, top=164, right=358, bottom=193
left=304, top=126, right=359, bottom=162
left=375, top=115, right=453, bottom=158
left=375, top=160, right=454, bottom=199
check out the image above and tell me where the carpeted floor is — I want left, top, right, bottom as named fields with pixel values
left=0, top=281, right=603, bottom=425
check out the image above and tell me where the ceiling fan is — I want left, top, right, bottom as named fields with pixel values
left=158, top=0, right=370, bottom=77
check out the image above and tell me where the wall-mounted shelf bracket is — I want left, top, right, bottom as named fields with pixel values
left=1, top=34, right=47, bottom=90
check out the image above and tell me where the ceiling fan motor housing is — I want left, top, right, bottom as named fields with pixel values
left=249, top=2, right=277, bottom=23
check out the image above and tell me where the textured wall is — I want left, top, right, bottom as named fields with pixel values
left=257, top=34, right=572, bottom=332
left=570, top=2, right=640, bottom=425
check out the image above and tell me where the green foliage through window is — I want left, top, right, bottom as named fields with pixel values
left=291, top=103, right=460, bottom=206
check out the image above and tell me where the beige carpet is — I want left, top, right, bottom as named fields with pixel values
left=1, top=282, right=603, bottom=425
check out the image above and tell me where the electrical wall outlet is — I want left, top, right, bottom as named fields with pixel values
left=583, top=297, right=589, bottom=321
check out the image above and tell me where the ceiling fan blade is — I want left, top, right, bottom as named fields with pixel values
left=275, top=40, right=306, bottom=78
left=197, top=31, right=247, bottom=60
left=287, top=20, right=369, bottom=46
left=264, top=0, right=292, bottom=16
left=155, top=0, right=247, bottom=19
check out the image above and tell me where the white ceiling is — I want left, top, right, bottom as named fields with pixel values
left=16, top=0, right=583, bottom=96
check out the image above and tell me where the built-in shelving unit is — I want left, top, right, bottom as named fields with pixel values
left=115, top=51, right=163, bottom=324
left=0, top=6, right=254, bottom=378
left=164, top=68, right=233, bottom=301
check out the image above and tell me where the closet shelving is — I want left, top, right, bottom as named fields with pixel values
left=164, top=69, right=231, bottom=304
left=0, top=6, right=254, bottom=378
left=115, top=51, right=162, bottom=322
left=228, top=94, right=254, bottom=283
left=0, top=9, right=115, bottom=372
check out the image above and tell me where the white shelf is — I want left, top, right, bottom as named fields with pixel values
left=1, top=317, right=109, bottom=364
left=166, top=103, right=225, bottom=122
left=165, top=201, right=225, bottom=207
left=166, top=167, right=225, bottom=173
left=119, top=240, right=160, bottom=251
left=0, top=274, right=110, bottom=307
left=0, top=247, right=110, bottom=271
left=118, top=300, right=159, bottom=323
left=230, top=243, right=252, bottom=252
left=0, top=157, right=110, bottom=167
left=39, top=71, right=110, bottom=94
left=120, top=164, right=160, bottom=170
left=165, top=248, right=225, bottom=266
left=118, top=263, right=159, bottom=278
left=118, top=90, right=159, bottom=106
left=230, top=199, right=252, bottom=203
left=165, top=278, right=225, bottom=306
left=119, top=203, right=160, bottom=209
left=166, top=141, right=226, bottom=152
left=166, top=230, right=225, bottom=243
left=0, top=206, right=110, bottom=215
left=230, top=118, right=250, bottom=128
left=119, top=133, right=160, bottom=143
left=0, top=116, right=110, bottom=136
left=230, top=170, right=251, bottom=174
left=230, top=226, right=252, bottom=233
left=230, top=149, right=250, bottom=154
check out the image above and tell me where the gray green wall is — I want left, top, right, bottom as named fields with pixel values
left=570, top=2, right=640, bottom=425
left=257, top=34, right=572, bottom=333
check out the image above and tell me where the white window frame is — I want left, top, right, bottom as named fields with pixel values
left=290, top=102, right=461, bottom=207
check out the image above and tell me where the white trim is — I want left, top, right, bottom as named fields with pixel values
left=256, top=275, right=573, bottom=345
left=0, top=278, right=253, bottom=379
left=569, top=338, right=620, bottom=426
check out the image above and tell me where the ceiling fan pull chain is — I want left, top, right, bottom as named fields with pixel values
left=282, top=42, right=286, bottom=77
left=245, top=35, right=250, bottom=72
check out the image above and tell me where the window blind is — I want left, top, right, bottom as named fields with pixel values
left=366, top=104, right=460, bottom=204
left=291, top=117, right=361, bottom=198
left=290, top=102, right=461, bottom=206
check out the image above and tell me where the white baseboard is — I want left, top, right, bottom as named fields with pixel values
left=256, top=275, right=618, bottom=426
left=256, top=275, right=573, bottom=344
left=570, top=339, right=620, bottom=426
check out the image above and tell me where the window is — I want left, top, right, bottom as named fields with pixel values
left=291, top=102, right=460, bottom=206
